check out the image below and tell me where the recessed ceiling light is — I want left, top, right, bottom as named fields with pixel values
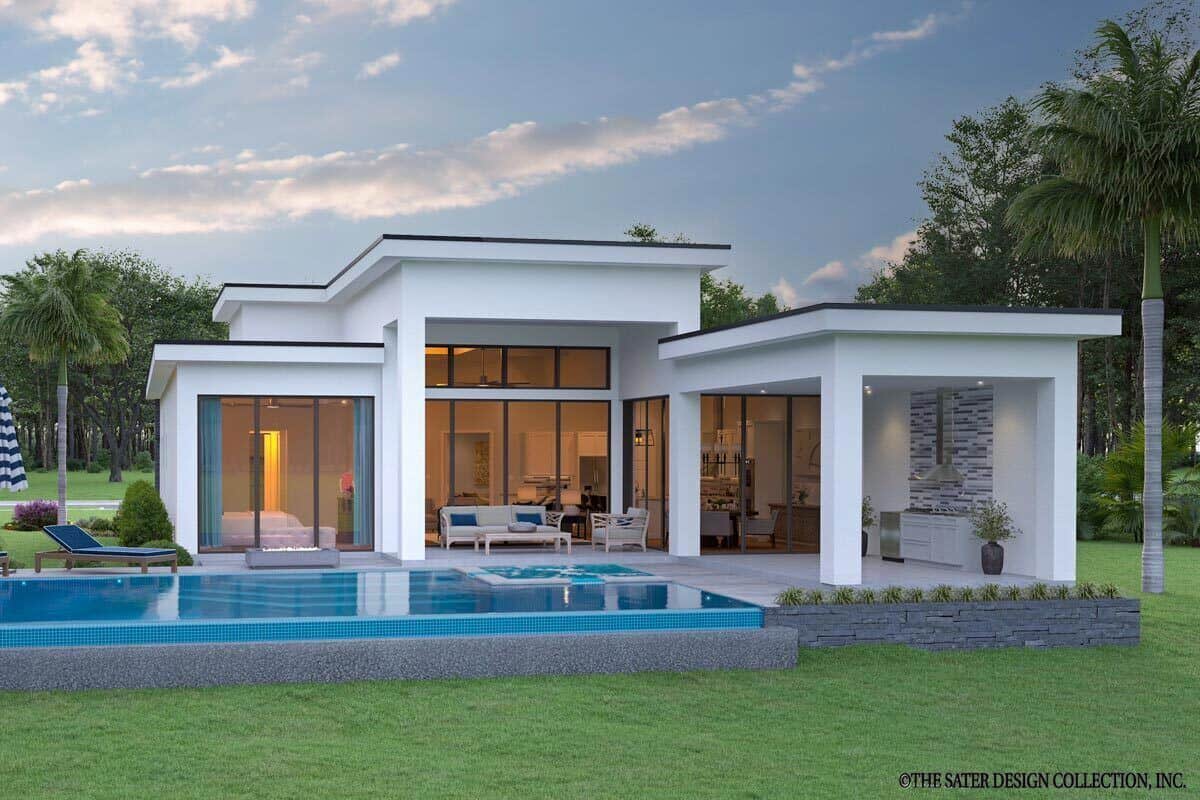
left=976, top=380, right=985, bottom=386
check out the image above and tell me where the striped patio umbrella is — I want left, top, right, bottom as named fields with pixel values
left=0, top=386, right=28, bottom=491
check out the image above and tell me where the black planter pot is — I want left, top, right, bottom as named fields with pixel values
left=862, top=528, right=869, bottom=557
left=981, top=541, right=1005, bottom=575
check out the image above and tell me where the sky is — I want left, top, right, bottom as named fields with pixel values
left=0, top=0, right=1142, bottom=303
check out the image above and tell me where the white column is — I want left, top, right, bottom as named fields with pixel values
left=820, top=363, right=863, bottom=585
left=173, top=375, right=199, bottom=555
left=668, top=391, right=701, bottom=557
left=1035, top=376, right=1076, bottom=581
left=378, top=325, right=401, bottom=555
left=396, top=309, right=427, bottom=561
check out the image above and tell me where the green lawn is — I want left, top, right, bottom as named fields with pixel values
left=12, top=468, right=153, bottom=502
left=0, top=530, right=118, bottom=567
left=0, top=541, right=1196, bottom=799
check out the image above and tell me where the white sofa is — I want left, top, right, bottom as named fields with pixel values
left=439, top=505, right=568, bottom=554
left=220, top=511, right=338, bottom=549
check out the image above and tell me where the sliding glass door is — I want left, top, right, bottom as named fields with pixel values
left=626, top=397, right=668, bottom=550
left=197, top=396, right=374, bottom=552
left=425, top=400, right=610, bottom=544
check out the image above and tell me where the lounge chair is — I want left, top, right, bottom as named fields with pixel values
left=0, top=551, right=8, bottom=577
left=36, top=525, right=178, bottom=574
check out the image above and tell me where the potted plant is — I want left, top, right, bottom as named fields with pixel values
left=861, top=496, right=875, bottom=557
left=968, top=499, right=1020, bottom=575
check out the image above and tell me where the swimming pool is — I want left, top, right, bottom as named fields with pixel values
left=0, top=569, right=762, bottom=648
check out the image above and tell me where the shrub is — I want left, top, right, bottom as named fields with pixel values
left=12, top=499, right=58, bottom=531
left=904, top=587, right=925, bottom=603
left=114, top=480, right=173, bottom=547
left=854, top=588, right=876, bottom=604
left=75, top=516, right=115, bottom=532
left=1003, top=584, right=1023, bottom=601
left=881, top=586, right=905, bottom=604
left=978, top=583, right=1001, bottom=601
left=1025, top=582, right=1051, bottom=600
left=969, top=499, right=1020, bottom=543
left=142, top=539, right=193, bottom=567
left=85, top=462, right=103, bottom=473
left=1074, top=581, right=1099, bottom=600
left=133, top=450, right=154, bottom=472
left=95, top=448, right=110, bottom=468
left=1052, top=583, right=1071, bottom=600
left=930, top=584, right=955, bottom=602
left=1099, top=583, right=1121, bottom=599
left=804, top=589, right=825, bottom=605
left=66, top=457, right=85, bottom=471
left=831, top=587, right=856, bottom=604
left=955, top=586, right=974, bottom=602
left=775, top=587, right=806, bottom=606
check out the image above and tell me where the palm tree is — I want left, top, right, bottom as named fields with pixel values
left=1006, top=21, right=1200, bottom=593
left=0, top=251, right=129, bottom=524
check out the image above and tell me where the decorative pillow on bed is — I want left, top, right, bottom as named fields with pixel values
left=449, top=513, right=478, bottom=527
left=514, top=512, right=543, bottom=525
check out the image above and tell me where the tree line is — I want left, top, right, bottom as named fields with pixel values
left=0, top=250, right=226, bottom=482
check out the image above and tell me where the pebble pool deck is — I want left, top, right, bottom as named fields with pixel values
left=0, top=568, right=763, bottom=649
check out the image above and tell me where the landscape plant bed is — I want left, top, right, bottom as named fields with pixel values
left=767, top=582, right=1139, bottom=650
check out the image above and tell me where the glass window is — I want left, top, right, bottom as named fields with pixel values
left=507, top=402, right=557, bottom=506
left=318, top=398, right=373, bottom=549
left=257, top=398, right=317, bottom=548
left=790, top=396, right=821, bottom=553
left=425, top=347, right=449, bottom=387
left=505, top=347, right=555, bottom=388
left=452, top=346, right=503, bottom=387
left=746, top=396, right=787, bottom=551
left=426, top=400, right=451, bottom=538
left=198, top=396, right=374, bottom=552
left=562, top=402, right=609, bottom=520
left=451, top=401, right=503, bottom=505
left=558, top=348, right=608, bottom=388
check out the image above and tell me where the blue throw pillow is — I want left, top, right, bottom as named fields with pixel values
left=449, top=513, right=478, bottom=527
left=515, top=512, right=543, bottom=525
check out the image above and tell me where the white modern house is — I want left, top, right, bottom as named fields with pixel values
left=146, top=235, right=1121, bottom=585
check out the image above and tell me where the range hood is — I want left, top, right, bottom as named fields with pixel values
left=918, top=389, right=965, bottom=483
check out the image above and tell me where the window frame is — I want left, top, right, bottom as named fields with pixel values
left=425, top=344, right=610, bottom=390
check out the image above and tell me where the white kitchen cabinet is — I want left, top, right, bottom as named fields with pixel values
left=899, top=513, right=970, bottom=568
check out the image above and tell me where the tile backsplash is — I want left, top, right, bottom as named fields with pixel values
left=908, top=386, right=993, bottom=509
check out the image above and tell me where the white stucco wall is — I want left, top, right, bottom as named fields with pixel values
left=161, top=360, right=383, bottom=554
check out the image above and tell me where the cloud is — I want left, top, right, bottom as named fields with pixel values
left=799, top=230, right=919, bottom=296
left=0, top=18, right=954, bottom=244
left=305, top=0, right=456, bottom=26
left=765, top=8, right=961, bottom=110
left=771, top=277, right=799, bottom=308
left=157, top=44, right=253, bottom=89
left=0, top=0, right=256, bottom=53
left=358, top=51, right=402, bottom=79
left=34, top=41, right=138, bottom=93
left=0, top=80, right=27, bottom=105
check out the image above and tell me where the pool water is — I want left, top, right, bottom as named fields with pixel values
left=0, top=569, right=761, bottom=648
left=469, top=564, right=654, bottom=584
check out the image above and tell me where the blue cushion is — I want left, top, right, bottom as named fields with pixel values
left=515, top=512, right=543, bottom=525
left=74, top=546, right=176, bottom=557
left=43, top=524, right=103, bottom=552
left=449, top=513, right=477, bottom=527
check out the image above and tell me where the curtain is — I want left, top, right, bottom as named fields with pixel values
left=353, top=398, right=374, bottom=546
left=198, top=397, right=223, bottom=548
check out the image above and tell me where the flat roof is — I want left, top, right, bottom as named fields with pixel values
left=220, top=233, right=730, bottom=292
left=659, top=302, right=1124, bottom=344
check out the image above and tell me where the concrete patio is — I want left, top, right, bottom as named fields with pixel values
left=18, top=546, right=1047, bottom=608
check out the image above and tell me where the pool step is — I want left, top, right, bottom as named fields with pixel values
left=0, top=628, right=799, bottom=690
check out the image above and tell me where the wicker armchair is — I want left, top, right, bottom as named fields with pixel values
left=589, top=508, right=649, bottom=552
